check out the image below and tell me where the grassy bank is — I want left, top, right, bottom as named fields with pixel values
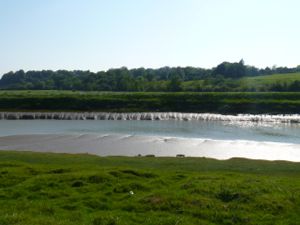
left=0, top=151, right=299, bottom=225
left=1, top=91, right=300, bottom=114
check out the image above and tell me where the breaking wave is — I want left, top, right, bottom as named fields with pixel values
left=1, top=112, right=300, bottom=123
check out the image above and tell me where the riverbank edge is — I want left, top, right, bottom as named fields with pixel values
left=1, top=91, right=300, bottom=114
left=1, top=150, right=300, bottom=171
left=0, top=145, right=299, bottom=163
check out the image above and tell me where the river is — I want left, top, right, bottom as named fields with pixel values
left=0, top=113, right=299, bottom=161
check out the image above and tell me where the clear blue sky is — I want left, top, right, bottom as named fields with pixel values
left=0, top=0, right=299, bottom=75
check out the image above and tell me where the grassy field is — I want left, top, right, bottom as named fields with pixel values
left=242, top=73, right=300, bottom=85
left=181, top=73, right=300, bottom=91
left=0, top=151, right=300, bottom=225
left=129, top=73, right=300, bottom=92
left=239, top=73, right=300, bottom=90
left=1, top=91, right=300, bottom=114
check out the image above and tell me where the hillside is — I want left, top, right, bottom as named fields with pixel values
left=181, top=73, right=300, bottom=92
left=239, top=73, right=300, bottom=90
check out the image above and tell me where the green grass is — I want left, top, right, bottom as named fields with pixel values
left=181, top=73, right=300, bottom=91
left=238, top=73, right=300, bottom=90
left=1, top=91, right=300, bottom=114
left=0, top=151, right=300, bottom=225
left=180, top=73, right=300, bottom=92
left=242, top=73, right=300, bottom=85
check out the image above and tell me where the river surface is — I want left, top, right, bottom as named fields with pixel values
left=0, top=119, right=299, bottom=161
left=0, top=120, right=300, bottom=144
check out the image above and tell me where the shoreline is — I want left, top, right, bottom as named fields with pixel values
left=1, top=91, right=300, bottom=114
left=1, top=149, right=299, bottom=163
left=0, top=133, right=299, bottom=162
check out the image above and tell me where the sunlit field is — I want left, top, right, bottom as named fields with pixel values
left=0, top=151, right=300, bottom=225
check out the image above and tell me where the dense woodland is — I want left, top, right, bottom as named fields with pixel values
left=1, top=60, right=300, bottom=92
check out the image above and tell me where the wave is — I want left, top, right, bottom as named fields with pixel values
left=1, top=112, right=300, bottom=123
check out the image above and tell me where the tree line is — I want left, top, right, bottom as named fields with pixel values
left=1, top=60, right=300, bottom=91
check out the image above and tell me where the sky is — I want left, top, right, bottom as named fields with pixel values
left=0, top=0, right=299, bottom=75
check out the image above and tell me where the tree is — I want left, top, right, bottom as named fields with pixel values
left=167, top=76, right=182, bottom=92
left=212, top=60, right=246, bottom=78
left=1, top=63, right=300, bottom=92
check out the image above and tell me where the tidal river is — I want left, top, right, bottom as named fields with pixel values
left=0, top=113, right=300, bottom=161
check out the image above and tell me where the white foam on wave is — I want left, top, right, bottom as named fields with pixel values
left=1, top=112, right=300, bottom=124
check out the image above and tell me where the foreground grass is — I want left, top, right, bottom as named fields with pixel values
left=0, top=151, right=300, bottom=225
